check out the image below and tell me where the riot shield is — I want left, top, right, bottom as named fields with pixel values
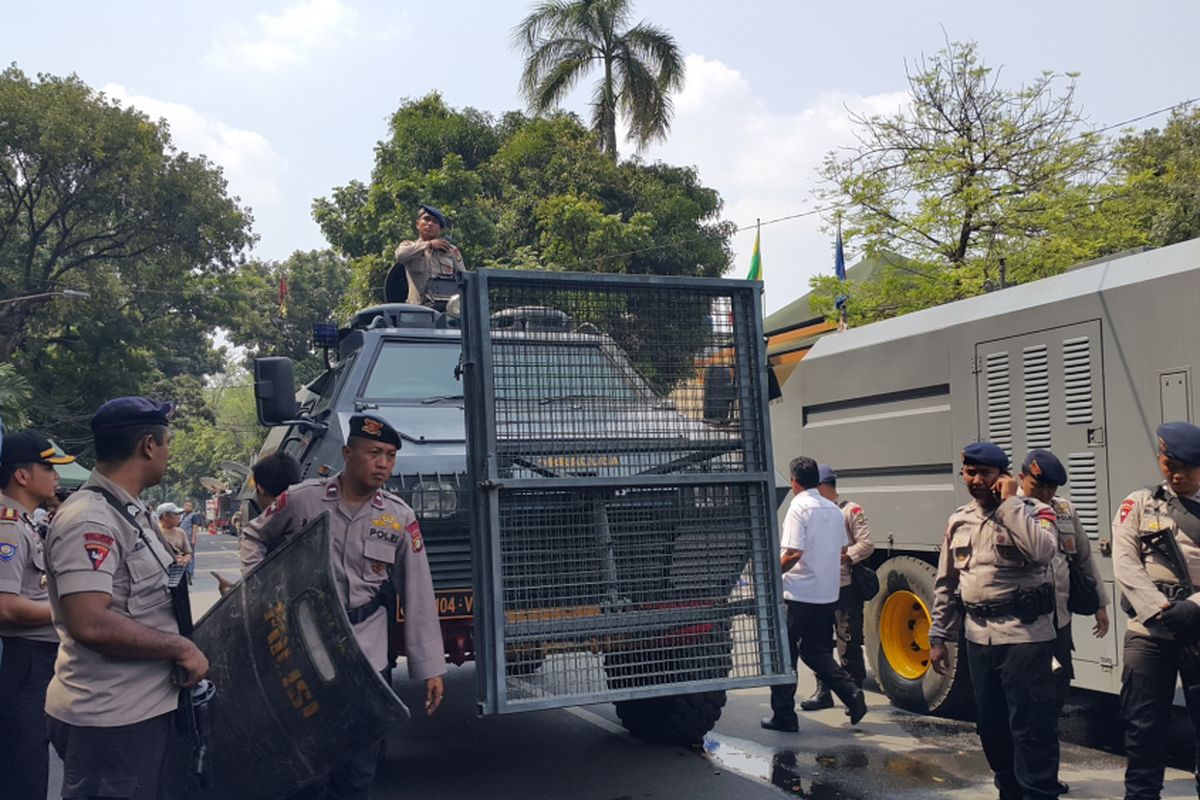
left=164, top=512, right=410, bottom=800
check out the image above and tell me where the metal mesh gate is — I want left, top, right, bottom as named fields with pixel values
left=462, top=270, right=789, bottom=714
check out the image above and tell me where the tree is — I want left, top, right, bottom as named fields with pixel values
left=513, top=0, right=685, bottom=160
left=0, top=363, right=31, bottom=429
left=314, top=95, right=734, bottom=313
left=1110, top=105, right=1200, bottom=248
left=223, top=249, right=352, bottom=384
left=817, top=41, right=1142, bottom=321
left=0, top=67, right=253, bottom=450
left=156, top=367, right=262, bottom=503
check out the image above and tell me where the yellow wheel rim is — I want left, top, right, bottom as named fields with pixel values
left=879, top=590, right=932, bottom=680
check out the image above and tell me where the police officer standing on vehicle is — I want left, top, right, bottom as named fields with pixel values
left=393, top=204, right=466, bottom=308
left=929, top=442, right=1060, bottom=800
left=241, top=414, right=445, bottom=800
left=1113, top=422, right=1200, bottom=800
left=802, top=464, right=874, bottom=711
left=44, top=397, right=209, bottom=800
left=0, top=431, right=76, bottom=800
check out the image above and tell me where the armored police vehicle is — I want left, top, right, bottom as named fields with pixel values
left=770, top=237, right=1200, bottom=714
left=249, top=266, right=789, bottom=744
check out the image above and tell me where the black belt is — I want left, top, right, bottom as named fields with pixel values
left=346, top=582, right=395, bottom=625
left=964, top=586, right=1054, bottom=620
left=0, top=635, right=59, bottom=651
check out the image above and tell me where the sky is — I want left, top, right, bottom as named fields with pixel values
left=3, top=1, right=1198, bottom=314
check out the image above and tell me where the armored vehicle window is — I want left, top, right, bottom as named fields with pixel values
left=494, top=342, right=640, bottom=402
left=361, top=342, right=461, bottom=401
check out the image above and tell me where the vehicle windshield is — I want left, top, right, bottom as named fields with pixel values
left=361, top=342, right=462, bottom=401
left=494, top=342, right=640, bottom=402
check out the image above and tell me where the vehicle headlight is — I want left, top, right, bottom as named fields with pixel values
left=412, top=481, right=458, bottom=519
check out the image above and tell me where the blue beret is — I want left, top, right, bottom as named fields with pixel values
left=91, top=397, right=174, bottom=433
left=1157, top=421, right=1200, bottom=467
left=962, top=441, right=1009, bottom=469
left=817, top=464, right=837, bottom=485
left=418, top=204, right=448, bottom=229
left=348, top=414, right=401, bottom=449
left=1022, top=449, right=1067, bottom=486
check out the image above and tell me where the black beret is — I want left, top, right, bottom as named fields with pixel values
left=91, top=397, right=174, bottom=433
left=1158, top=421, right=1200, bottom=467
left=1022, top=449, right=1067, bottom=486
left=418, top=204, right=448, bottom=229
left=348, top=414, right=401, bottom=449
left=962, top=441, right=1009, bottom=469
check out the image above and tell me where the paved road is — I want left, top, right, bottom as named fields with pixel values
left=45, top=535, right=1184, bottom=799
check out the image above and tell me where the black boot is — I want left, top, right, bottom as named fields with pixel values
left=800, top=683, right=834, bottom=711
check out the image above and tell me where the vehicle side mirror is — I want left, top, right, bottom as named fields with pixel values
left=254, top=357, right=298, bottom=426
left=702, top=366, right=737, bottom=423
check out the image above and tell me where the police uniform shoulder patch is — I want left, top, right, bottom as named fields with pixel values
left=1035, top=507, right=1057, bottom=523
left=83, top=533, right=111, bottom=570
left=267, top=491, right=289, bottom=515
left=848, top=504, right=864, bottom=518
left=0, top=507, right=17, bottom=522
left=0, top=541, right=16, bottom=561
left=1118, top=498, right=1136, bottom=524
left=407, top=519, right=423, bottom=553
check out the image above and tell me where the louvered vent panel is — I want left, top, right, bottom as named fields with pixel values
left=1067, top=452, right=1099, bottom=537
left=1023, top=345, right=1051, bottom=448
left=1063, top=337, right=1094, bottom=425
left=985, top=351, right=1012, bottom=458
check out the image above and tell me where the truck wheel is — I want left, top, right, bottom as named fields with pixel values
left=614, top=691, right=727, bottom=744
left=864, top=555, right=972, bottom=716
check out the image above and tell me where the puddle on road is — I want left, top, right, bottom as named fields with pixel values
left=702, top=725, right=983, bottom=799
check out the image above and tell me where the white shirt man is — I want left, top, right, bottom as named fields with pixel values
left=763, top=457, right=868, bottom=731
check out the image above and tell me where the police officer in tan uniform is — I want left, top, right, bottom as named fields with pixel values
left=0, top=431, right=75, bottom=800
left=393, top=204, right=466, bottom=307
left=802, top=464, right=875, bottom=711
left=241, top=413, right=445, bottom=800
left=929, top=442, right=1060, bottom=800
left=1113, top=422, right=1200, bottom=800
left=45, top=397, right=209, bottom=800
left=1017, top=451, right=1110, bottom=695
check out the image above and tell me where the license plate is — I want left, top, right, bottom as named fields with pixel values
left=396, top=588, right=474, bottom=621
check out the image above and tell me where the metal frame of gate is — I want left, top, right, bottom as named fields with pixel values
left=462, top=269, right=789, bottom=714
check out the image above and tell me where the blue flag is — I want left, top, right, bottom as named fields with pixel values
left=834, top=224, right=846, bottom=282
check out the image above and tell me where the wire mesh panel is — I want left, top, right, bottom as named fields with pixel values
left=462, top=270, right=789, bottom=714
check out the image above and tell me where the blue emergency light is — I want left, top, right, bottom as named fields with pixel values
left=312, top=322, right=339, bottom=348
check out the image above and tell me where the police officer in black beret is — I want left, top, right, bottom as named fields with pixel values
left=242, top=413, right=445, bottom=800
left=44, top=397, right=209, bottom=800
left=929, top=442, right=1061, bottom=800
left=393, top=204, right=466, bottom=308
left=1114, top=421, right=1200, bottom=799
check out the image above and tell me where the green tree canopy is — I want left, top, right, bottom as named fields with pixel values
left=513, top=0, right=685, bottom=160
left=223, top=249, right=351, bottom=384
left=1109, top=105, right=1200, bottom=248
left=0, top=66, right=254, bottom=453
left=815, top=41, right=1148, bottom=323
left=313, top=93, right=734, bottom=312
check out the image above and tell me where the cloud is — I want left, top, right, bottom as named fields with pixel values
left=103, top=84, right=287, bottom=210
left=207, top=0, right=358, bottom=71
left=643, top=54, right=910, bottom=314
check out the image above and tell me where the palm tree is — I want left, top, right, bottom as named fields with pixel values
left=513, top=0, right=685, bottom=160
